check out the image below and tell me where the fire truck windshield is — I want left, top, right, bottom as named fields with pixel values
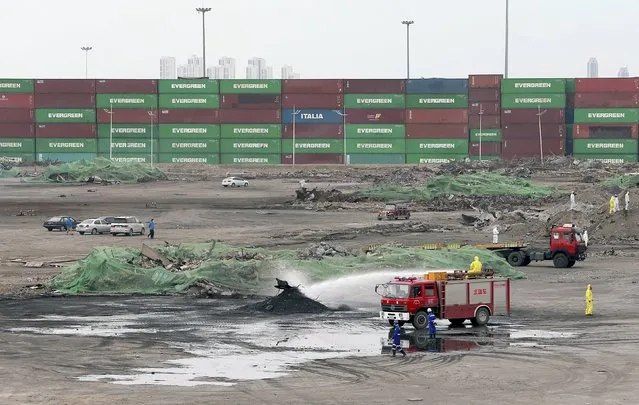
left=382, top=283, right=410, bottom=299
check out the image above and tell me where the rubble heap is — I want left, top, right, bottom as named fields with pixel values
left=298, top=242, right=350, bottom=259
left=244, top=279, right=329, bottom=314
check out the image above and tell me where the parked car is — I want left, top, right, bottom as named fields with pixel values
left=222, top=177, right=249, bottom=187
left=43, top=216, right=78, bottom=231
left=76, top=218, right=111, bottom=235
left=97, top=216, right=116, bottom=224
left=110, top=216, right=145, bottom=236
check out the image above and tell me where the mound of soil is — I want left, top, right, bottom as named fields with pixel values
left=246, top=286, right=329, bottom=314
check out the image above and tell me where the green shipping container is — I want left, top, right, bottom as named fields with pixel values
left=96, top=94, right=158, bottom=109
left=0, top=138, right=35, bottom=153
left=159, top=139, right=219, bottom=154
left=36, top=153, right=96, bottom=162
left=220, top=139, right=281, bottom=154
left=345, top=139, right=405, bottom=154
left=158, top=94, right=219, bottom=109
left=406, top=94, right=468, bottom=109
left=572, top=139, right=638, bottom=154
left=158, top=154, right=220, bottom=164
left=574, top=108, right=639, bottom=124
left=220, top=154, right=281, bottom=164
left=98, top=138, right=159, bottom=153
left=347, top=154, right=405, bottom=164
left=220, top=124, right=281, bottom=138
left=571, top=153, right=638, bottom=163
left=501, top=78, right=567, bottom=94
left=98, top=153, right=158, bottom=164
left=281, top=139, right=343, bottom=154
left=158, top=79, right=219, bottom=94
left=501, top=93, right=566, bottom=109
left=406, top=139, right=469, bottom=154
left=406, top=154, right=468, bottom=164
left=0, top=79, right=34, bottom=93
left=35, top=138, right=97, bottom=153
left=35, top=109, right=96, bottom=123
left=344, top=94, right=405, bottom=109
left=565, top=78, right=576, bottom=93
left=0, top=152, right=35, bottom=163
left=345, top=124, right=405, bottom=139
left=159, top=124, right=220, bottom=139
left=219, top=80, right=281, bottom=94
left=470, top=129, right=502, bottom=142
left=98, top=124, right=158, bottom=139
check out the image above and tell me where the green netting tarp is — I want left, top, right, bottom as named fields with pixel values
left=0, top=167, right=19, bottom=178
left=605, top=173, right=639, bottom=189
left=354, top=173, right=554, bottom=202
left=48, top=243, right=525, bottom=295
left=34, top=158, right=167, bottom=183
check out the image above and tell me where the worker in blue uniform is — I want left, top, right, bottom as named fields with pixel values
left=391, top=320, right=406, bottom=357
left=427, top=308, right=437, bottom=339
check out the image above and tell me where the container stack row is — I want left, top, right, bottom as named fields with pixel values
left=468, top=75, right=503, bottom=160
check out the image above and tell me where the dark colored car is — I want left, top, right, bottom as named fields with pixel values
left=43, top=216, right=78, bottom=231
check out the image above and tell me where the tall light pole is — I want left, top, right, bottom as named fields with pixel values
left=537, top=105, right=547, bottom=164
left=332, top=107, right=348, bottom=165
left=504, top=0, right=509, bottom=78
left=478, top=103, right=484, bottom=161
left=80, top=46, right=92, bottom=79
left=401, top=21, right=414, bottom=79
left=103, top=105, right=114, bottom=160
left=196, top=7, right=212, bottom=77
left=291, top=105, right=301, bottom=167
left=148, top=111, right=155, bottom=168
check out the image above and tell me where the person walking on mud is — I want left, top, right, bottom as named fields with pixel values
left=148, top=219, right=156, bottom=239
left=585, top=284, right=593, bottom=316
left=64, top=217, right=73, bottom=235
left=391, top=320, right=406, bottom=357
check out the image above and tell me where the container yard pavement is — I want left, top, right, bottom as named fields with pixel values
left=1, top=164, right=639, bottom=404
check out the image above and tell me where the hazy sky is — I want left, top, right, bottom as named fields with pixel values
left=1, top=0, right=638, bottom=80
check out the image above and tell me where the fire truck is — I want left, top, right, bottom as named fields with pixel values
left=376, top=272, right=511, bottom=329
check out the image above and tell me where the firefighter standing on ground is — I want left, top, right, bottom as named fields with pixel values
left=469, top=256, right=483, bottom=275
left=391, top=320, right=406, bottom=357
left=609, top=196, right=615, bottom=215
left=585, top=284, right=593, bottom=316
left=427, top=308, right=437, bottom=339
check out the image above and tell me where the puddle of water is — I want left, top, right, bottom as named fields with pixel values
left=509, top=329, right=578, bottom=339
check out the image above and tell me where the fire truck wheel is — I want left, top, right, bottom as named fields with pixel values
left=507, top=251, right=524, bottom=266
left=471, top=307, right=490, bottom=326
left=412, top=310, right=428, bottom=330
left=567, top=260, right=576, bottom=268
left=553, top=253, right=569, bottom=268
left=449, top=319, right=465, bottom=328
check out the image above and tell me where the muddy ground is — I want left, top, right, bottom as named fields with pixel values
left=1, top=162, right=638, bottom=404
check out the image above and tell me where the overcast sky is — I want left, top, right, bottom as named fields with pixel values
left=1, top=0, right=637, bottom=80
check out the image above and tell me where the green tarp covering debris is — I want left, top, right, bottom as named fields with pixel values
left=48, top=243, right=525, bottom=295
left=0, top=167, right=19, bottom=178
left=605, top=173, right=639, bottom=189
left=354, top=173, right=554, bottom=202
left=35, top=158, right=167, bottom=183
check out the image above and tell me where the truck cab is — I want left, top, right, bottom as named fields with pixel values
left=379, top=277, right=441, bottom=323
left=545, top=224, right=587, bottom=268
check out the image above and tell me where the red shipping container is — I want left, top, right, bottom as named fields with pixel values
left=406, top=109, right=468, bottom=124
left=219, top=109, right=280, bottom=124
left=502, top=124, right=564, bottom=140
left=470, top=142, right=501, bottom=156
left=573, top=124, right=639, bottom=139
left=157, top=109, right=218, bottom=124
left=469, top=102, right=500, bottom=116
left=468, top=115, right=500, bottom=129
left=34, top=93, right=96, bottom=108
left=406, top=124, right=468, bottom=139
left=501, top=109, right=565, bottom=125
left=344, top=79, right=405, bottom=94
left=0, top=94, right=34, bottom=109
left=282, top=124, right=343, bottom=139
left=575, top=78, right=639, bottom=93
left=35, top=79, right=96, bottom=94
left=282, top=79, right=344, bottom=94
left=0, top=123, right=34, bottom=138
left=96, top=79, right=158, bottom=94
left=36, top=124, right=96, bottom=138
left=469, top=74, right=502, bottom=89
left=281, top=153, right=344, bottom=165
left=501, top=138, right=564, bottom=160
left=0, top=108, right=34, bottom=123
left=282, top=94, right=344, bottom=109
left=220, top=94, right=280, bottom=110
left=98, top=108, right=160, bottom=124
left=344, top=109, right=405, bottom=124
left=574, top=92, right=639, bottom=108
left=468, top=89, right=500, bottom=102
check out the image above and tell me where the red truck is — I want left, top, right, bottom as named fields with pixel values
left=376, top=273, right=511, bottom=329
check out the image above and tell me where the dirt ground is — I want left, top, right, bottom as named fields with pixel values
left=1, top=162, right=638, bottom=404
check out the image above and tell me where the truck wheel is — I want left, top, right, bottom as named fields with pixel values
left=567, top=260, right=576, bottom=268
left=449, top=319, right=465, bottom=328
left=377, top=217, right=382, bottom=221
left=412, top=311, right=428, bottom=330
left=522, top=257, right=531, bottom=266
left=553, top=253, right=569, bottom=268
left=471, top=307, right=490, bottom=326
left=507, top=251, right=524, bottom=267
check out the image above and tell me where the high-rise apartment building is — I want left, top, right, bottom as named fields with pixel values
left=177, top=55, right=204, bottom=78
left=281, top=65, right=300, bottom=79
left=246, top=57, right=273, bottom=79
left=618, top=67, right=630, bottom=78
left=159, top=56, right=177, bottom=79
left=587, top=58, right=599, bottom=78
left=208, top=57, right=236, bottom=79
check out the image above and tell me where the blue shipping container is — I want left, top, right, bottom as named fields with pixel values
left=406, top=79, right=469, bottom=94
left=564, top=108, right=574, bottom=124
left=281, top=109, right=343, bottom=124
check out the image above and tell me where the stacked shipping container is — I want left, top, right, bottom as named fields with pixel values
left=571, top=78, right=639, bottom=163
left=468, top=75, right=503, bottom=160
left=500, top=78, right=567, bottom=160
left=0, top=79, right=35, bottom=163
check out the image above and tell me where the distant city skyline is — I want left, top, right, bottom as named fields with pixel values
left=618, top=67, right=630, bottom=78
left=160, top=55, right=298, bottom=79
left=587, top=58, right=599, bottom=78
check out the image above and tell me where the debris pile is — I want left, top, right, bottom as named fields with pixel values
left=298, top=242, right=350, bottom=259
left=362, top=167, right=433, bottom=186
left=223, top=250, right=266, bottom=261
left=295, top=187, right=346, bottom=202
left=36, top=158, right=168, bottom=184
left=245, top=279, right=329, bottom=314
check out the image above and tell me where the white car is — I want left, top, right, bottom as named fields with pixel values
left=77, top=218, right=111, bottom=235
left=110, top=216, right=145, bottom=236
left=222, top=177, right=249, bottom=187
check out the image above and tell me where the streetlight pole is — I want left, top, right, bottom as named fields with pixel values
left=148, top=111, right=155, bottom=168
left=332, top=107, right=348, bottom=165
left=80, top=46, right=92, bottom=79
left=103, top=105, right=114, bottom=160
left=196, top=7, right=212, bottom=77
left=401, top=21, right=414, bottom=79
left=504, top=0, right=509, bottom=78
left=536, top=105, right=547, bottom=164
left=291, top=105, right=301, bottom=167
left=478, top=103, right=484, bottom=161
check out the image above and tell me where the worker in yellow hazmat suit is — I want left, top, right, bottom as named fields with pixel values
left=585, top=284, right=593, bottom=316
left=469, top=256, right=483, bottom=275
left=609, top=196, right=615, bottom=215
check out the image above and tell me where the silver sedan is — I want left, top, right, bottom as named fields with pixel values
left=76, top=218, right=111, bottom=235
